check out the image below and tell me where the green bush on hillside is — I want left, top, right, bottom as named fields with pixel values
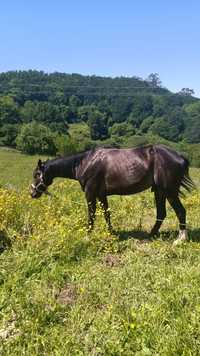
left=16, top=122, right=57, bottom=155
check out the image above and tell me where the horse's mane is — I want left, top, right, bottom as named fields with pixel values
left=45, top=144, right=118, bottom=164
left=44, top=149, right=94, bottom=167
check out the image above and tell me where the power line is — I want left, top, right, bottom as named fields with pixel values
left=0, top=83, right=175, bottom=97
left=0, top=83, right=166, bottom=90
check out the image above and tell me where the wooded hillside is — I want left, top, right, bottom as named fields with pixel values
left=0, top=70, right=199, bottom=164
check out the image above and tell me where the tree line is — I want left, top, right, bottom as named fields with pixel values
left=0, top=70, right=199, bottom=163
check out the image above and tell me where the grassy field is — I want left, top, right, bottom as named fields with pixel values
left=0, top=148, right=200, bottom=355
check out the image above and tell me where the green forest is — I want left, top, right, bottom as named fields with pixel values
left=0, top=70, right=200, bottom=165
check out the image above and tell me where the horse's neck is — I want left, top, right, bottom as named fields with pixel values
left=49, top=157, right=77, bottom=180
left=49, top=154, right=86, bottom=180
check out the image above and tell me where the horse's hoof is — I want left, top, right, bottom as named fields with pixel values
left=108, top=226, right=114, bottom=234
left=173, top=230, right=188, bottom=246
left=86, top=225, right=93, bottom=234
left=149, top=230, right=159, bottom=238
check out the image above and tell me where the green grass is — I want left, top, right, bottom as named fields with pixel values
left=0, top=148, right=47, bottom=188
left=0, top=148, right=200, bottom=355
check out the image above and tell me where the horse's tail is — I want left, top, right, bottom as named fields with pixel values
left=153, top=145, right=196, bottom=197
left=179, top=156, right=196, bottom=195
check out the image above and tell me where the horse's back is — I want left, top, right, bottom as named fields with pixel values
left=95, top=146, right=155, bottom=195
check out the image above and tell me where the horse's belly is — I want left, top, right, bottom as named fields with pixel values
left=105, top=174, right=153, bottom=196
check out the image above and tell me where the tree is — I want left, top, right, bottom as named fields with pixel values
left=146, top=73, right=162, bottom=87
left=0, top=96, right=19, bottom=125
left=88, top=109, right=108, bottom=140
left=140, top=116, right=154, bottom=133
left=20, top=101, right=37, bottom=123
left=111, top=97, right=133, bottom=123
left=110, top=122, right=135, bottom=137
left=0, top=124, right=19, bottom=146
left=16, top=122, right=57, bottom=154
left=20, top=101, right=70, bottom=126
left=69, top=95, right=81, bottom=118
left=55, top=135, right=93, bottom=156
left=152, top=96, right=167, bottom=117
left=77, top=105, right=91, bottom=122
left=128, top=95, right=153, bottom=128
left=151, top=108, right=185, bottom=142
left=55, top=135, right=78, bottom=155
left=178, top=88, right=195, bottom=97
left=0, top=70, right=200, bottom=146
left=183, top=102, right=200, bottom=143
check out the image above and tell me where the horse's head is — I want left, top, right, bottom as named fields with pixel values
left=31, top=159, right=53, bottom=198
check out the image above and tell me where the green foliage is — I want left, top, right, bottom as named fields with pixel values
left=0, top=124, right=19, bottom=147
left=111, top=97, right=133, bottom=123
left=151, top=108, right=184, bottom=142
left=55, top=135, right=94, bottom=156
left=69, top=95, right=81, bottom=118
left=16, top=122, right=57, bottom=155
left=178, top=87, right=195, bottom=96
left=55, top=123, right=95, bottom=156
left=0, top=70, right=199, bottom=151
left=48, top=122, right=69, bottom=135
left=89, top=109, right=108, bottom=140
left=68, top=122, right=90, bottom=140
left=20, top=100, right=70, bottom=125
left=110, top=122, right=135, bottom=137
left=140, top=116, right=154, bottom=133
left=77, top=105, right=91, bottom=122
left=146, top=72, right=162, bottom=87
left=128, top=96, right=153, bottom=128
left=55, top=135, right=78, bottom=155
left=0, top=96, right=19, bottom=125
left=183, top=102, right=200, bottom=143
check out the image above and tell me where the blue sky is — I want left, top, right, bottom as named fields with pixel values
left=0, top=0, right=200, bottom=97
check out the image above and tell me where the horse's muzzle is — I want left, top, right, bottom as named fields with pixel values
left=30, top=184, right=42, bottom=199
left=30, top=184, right=51, bottom=198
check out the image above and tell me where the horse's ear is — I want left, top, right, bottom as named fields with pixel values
left=38, top=159, right=42, bottom=169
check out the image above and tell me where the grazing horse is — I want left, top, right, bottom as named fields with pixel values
left=31, top=145, right=195, bottom=244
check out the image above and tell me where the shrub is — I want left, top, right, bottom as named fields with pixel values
left=110, top=122, right=135, bottom=137
left=16, top=122, right=57, bottom=155
left=0, top=124, right=19, bottom=147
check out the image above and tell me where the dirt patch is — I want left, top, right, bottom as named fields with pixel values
left=0, top=312, right=20, bottom=340
left=103, top=254, right=122, bottom=267
left=57, top=284, right=77, bottom=306
left=135, top=238, right=152, bottom=245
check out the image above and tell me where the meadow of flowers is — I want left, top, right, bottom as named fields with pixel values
left=0, top=149, right=200, bottom=355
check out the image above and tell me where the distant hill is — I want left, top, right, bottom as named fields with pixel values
left=0, top=70, right=200, bottom=164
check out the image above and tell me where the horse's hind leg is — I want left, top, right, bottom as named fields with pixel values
left=99, top=195, right=112, bottom=232
left=86, top=199, right=96, bottom=232
left=150, top=189, right=166, bottom=236
left=167, top=196, right=188, bottom=244
left=85, top=188, right=96, bottom=232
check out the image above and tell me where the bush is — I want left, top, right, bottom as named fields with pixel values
left=110, top=122, right=135, bottom=137
left=88, top=110, right=108, bottom=140
left=16, top=122, right=57, bottom=155
left=55, top=134, right=94, bottom=156
left=0, top=124, right=19, bottom=147
left=55, top=135, right=78, bottom=156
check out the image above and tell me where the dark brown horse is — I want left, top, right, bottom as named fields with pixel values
left=31, top=145, right=195, bottom=244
